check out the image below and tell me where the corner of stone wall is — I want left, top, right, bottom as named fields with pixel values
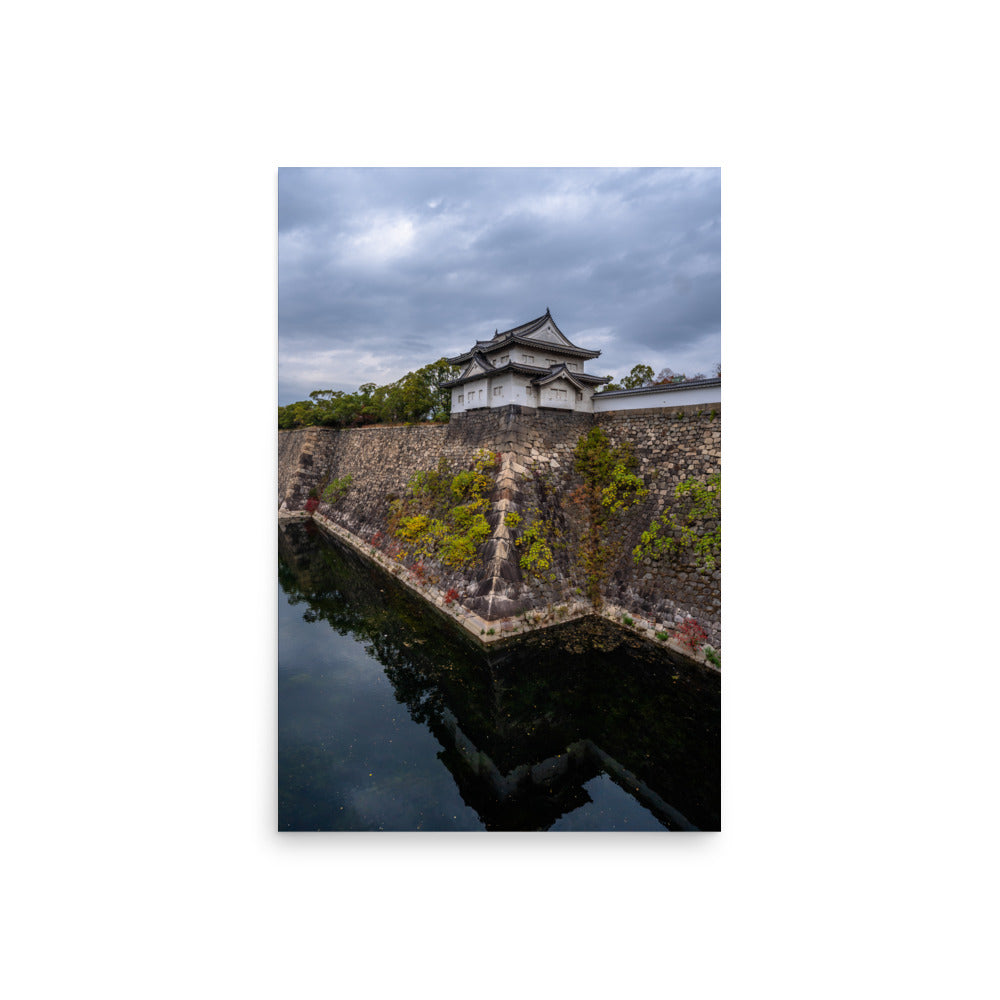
left=278, top=404, right=721, bottom=653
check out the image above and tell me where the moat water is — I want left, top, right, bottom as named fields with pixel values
left=279, top=520, right=721, bottom=831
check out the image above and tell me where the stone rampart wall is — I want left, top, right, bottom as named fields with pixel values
left=278, top=401, right=721, bottom=649
left=279, top=422, right=453, bottom=539
left=594, top=405, right=721, bottom=645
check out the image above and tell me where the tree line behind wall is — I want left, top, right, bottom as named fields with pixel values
left=278, top=358, right=459, bottom=429
left=279, top=358, right=722, bottom=429
left=598, top=363, right=720, bottom=393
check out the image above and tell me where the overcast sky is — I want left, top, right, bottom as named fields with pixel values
left=278, top=167, right=720, bottom=406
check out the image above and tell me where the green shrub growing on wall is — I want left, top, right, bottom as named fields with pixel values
left=390, top=450, right=498, bottom=570
left=515, top=516, right=556, bottom=580
left=601, top=463, right=649, bottom=514
left=407, top=458, right=453, bottom=503
left=439, top=504, right=491, bottom=566
left=321, top=474, right=353, bottom=505
left=633, top=472, right=721, bottom=572
left=570, top=427, right=648, bottom=604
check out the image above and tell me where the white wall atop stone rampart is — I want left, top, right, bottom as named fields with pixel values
left=592, top=383, right=721, bottom=412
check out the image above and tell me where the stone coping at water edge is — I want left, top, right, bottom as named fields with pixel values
left=279, top=508, right=718, bottom=673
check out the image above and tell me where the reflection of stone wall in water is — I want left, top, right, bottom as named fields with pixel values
left=279, top=519, right=721, bottom=831
left=278, top=403, right=721, bottom=649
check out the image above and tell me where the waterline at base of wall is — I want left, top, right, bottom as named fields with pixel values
left=279, top=509, right=717, bottom=671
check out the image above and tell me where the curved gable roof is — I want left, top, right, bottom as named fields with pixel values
left=532, top=366, right=590, bottom=392
left=447, top=310, right=601, bottom=365
left=458, top=351, right=494, bottom=379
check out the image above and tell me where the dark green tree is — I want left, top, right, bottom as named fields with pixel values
left=620, top=364, right=654, bottom=389
left=279, top=359, right=458, bottom=428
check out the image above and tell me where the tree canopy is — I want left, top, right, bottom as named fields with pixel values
left=620, top=364, right=654, bottom=389
left=599, top=361, right=720, bottom=392
left=278, top=358, right=460, bottom=429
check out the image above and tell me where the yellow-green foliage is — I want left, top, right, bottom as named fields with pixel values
left=449, top=463, right=494, bottom=503
left=396, top=513, right=430, bottom=540
left=516, top=518, right=555, bottom=580
left=601, top=464, right=649, bottom=514
left=395, top=514, right=449, bottom=561
left=633, top=473, right=721, bottom=572
left=439, top=515, right=490, bottom=566
left=391, top=450, right=499, bottom=569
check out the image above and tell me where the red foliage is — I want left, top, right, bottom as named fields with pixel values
left=412, top=562, right=426, bottom=581
left=567, top=485, right=589, bottom=510
left=304, top=497, right=319, bottom=514
left=444, top=588, right=459, bottom=605
left=674, top=617, right=708, bottom=651
left=371, top=530, right=383, bottom=546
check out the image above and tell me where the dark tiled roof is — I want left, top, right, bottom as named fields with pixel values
left=447, top=311, right=601, bottom=365
left=532, top=369, right=589, bottom=391
left=531, top=363, right=610, bottom=389
left=481, top=312, right=550, bottom=344
left=442, top=360, right=611, bottom=389
left=596, top=377, right=721, bottom=398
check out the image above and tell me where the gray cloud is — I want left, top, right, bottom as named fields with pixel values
left=279, top=167, right=720, bottom=404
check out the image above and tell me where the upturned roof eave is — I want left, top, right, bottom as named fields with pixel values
left=447, top=312, right=549, bottom=363
left=449, top=336, right=601, bottom=364
left=448, top=311, right=601, bottom=363
left=531, top=365, right=611, bottom=391
left=498, top=312, right=550, bottom=339
left=442, top=362, right=612, bottom=389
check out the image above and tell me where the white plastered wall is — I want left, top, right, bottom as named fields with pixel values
left=488, top=371, right=522, bottom=406
left=451, top=371, right=539, bottom=411
left=592, top=383, right=721, bottom=412
left=451, top=377, right=488, bottom=413
left=525, top=320, right=564, bottom=346
left=537, top=375, right=590, bottom=412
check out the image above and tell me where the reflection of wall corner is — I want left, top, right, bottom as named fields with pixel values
left=438, top=706, right=697, bottom=831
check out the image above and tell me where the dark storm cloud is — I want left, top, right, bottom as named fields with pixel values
left=278, top=168, right=720, bottom=404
